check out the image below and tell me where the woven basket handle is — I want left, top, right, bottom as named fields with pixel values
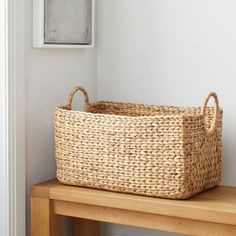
left=66, top=86, right=89, bottom=110
left=201, top=92, right=219, bottom=135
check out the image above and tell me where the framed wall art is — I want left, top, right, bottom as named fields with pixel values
left=33, top=0, right=94, bottom=48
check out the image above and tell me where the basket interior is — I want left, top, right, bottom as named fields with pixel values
left=86, top=101, right=207, bottom=117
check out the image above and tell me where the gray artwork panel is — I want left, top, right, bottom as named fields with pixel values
left=44, top=0, right=92, bottom=44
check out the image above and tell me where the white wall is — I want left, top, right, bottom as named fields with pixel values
left=25, top=0, right=97, bottom=234
left=97, top=0, right=236, bottom=235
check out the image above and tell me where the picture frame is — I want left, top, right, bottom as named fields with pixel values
left=33, top=0, right=95, bottom=48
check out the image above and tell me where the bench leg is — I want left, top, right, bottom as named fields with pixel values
left=31, top=197, right=63, bottom=236
left=72, top=218, right=101, bottom=236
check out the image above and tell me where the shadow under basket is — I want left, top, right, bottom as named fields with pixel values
left=54, top=86, right=223, bottom=199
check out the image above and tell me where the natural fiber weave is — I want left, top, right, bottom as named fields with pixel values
left=54, top=86, right=223, bottom=199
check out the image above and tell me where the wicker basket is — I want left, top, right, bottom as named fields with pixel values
left=54, top=86, right=223, bottom=199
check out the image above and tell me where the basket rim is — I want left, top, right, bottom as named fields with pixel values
left=55, top=100, right=223, bottom=120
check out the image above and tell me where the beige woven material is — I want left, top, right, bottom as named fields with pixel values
left=54, top=86, right=223, bottom=199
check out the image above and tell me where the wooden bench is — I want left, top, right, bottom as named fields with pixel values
left=31, top=179, right=236, bottom=236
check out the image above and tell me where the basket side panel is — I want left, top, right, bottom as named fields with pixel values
left=54, top=108, right=185, bottom=199
left=182, top=109, right=223, bottom=198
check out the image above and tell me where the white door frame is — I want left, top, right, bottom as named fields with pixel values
left=0, top=0, right=9, bottom=234
left=0, top=0, right=26, bottom=235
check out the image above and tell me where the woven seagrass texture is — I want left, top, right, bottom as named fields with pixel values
left=54, top=86, right=223, bottom=199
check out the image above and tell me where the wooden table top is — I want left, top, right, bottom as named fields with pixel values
left=31, top=179, right=236, bottom=226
